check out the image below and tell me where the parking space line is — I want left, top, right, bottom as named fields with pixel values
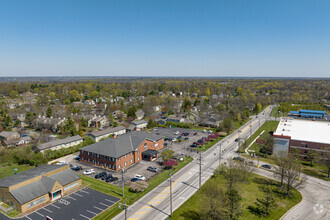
left=99, top=202, right=109, bottom=207
left=25, top=216, right=32, bottom=220
left=66, top=195, right=77, bottom=201
left=80, top=189, right=90, bottom=194
left=74, top=192, right=83, bottom=197
left=87, top=210, right=98, bottom=215
left=105, top=199, right=115, bottom=203
left=79, top=214, right=90, bottom=219
left=93, top=206, right=104, bottom=211
left=35, top=211, right=44, bottom=217
left=50, top=204, right=60, bottom=209
left=43, top=207, right=53, bottom=213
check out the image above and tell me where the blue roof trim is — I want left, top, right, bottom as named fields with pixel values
left=300, top=109, right=326, bottom=114
left=290, top=111, right=300, bottom=114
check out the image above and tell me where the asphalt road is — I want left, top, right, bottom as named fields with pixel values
left=113, top=105, right=330, bottom=220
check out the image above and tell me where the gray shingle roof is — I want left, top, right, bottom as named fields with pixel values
left=37, top=135, right=83, bottom=151
left=80, top=131, right=164, bottom=158
left=89, top=126, right=126, bottom=138
left=0, top=164, right=67, bottom=187
left=8, top=169, right=81, bottom=204
left=48, top=169, right=81, bottom=186
left=131, top=120, right=147, bottom=126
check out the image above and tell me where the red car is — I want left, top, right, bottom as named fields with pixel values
left=194, top=133, right=198, bottom=135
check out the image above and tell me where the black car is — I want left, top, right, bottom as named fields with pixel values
left=102, top=174, right=113, bottom=180
left=184, top=137, right=189, bottom=140
left=261, top=164, right=272, bottom=169
left=131, top=178, right=142, bottom=182
left=190, top=144, right=197, bottom=148
left=106, top=176, right=118, bottom=182
left=70, top=165, right=82, bottom=171
left=233, top=157, right=244, bottom=162
left=95, top=172, right=107, bottom=179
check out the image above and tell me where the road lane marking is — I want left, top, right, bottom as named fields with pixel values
left=35, top=211, right=44, bottom=217
left=43, top=207, right=53, bottom=213
left=50, top=204, right=60, bottom=209
left=79, top=214, right=90, bottom=219
left=67, top=196, right=77, bottom=201
left=80, top=189, right=90, bottom=194
left=87, top=210, right=97, bottom=215
left=25, top=216, right=32, bottom=220
left=93, top=206, right=104, bottom=211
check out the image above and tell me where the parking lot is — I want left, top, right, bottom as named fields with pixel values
left=23, top=188, right=119, bottom=220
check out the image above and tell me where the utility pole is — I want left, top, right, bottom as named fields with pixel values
left=169, top=171, right=173, bottom=217
left=121, top=169, right=125, bottom=197
left=249, top=123, right=252, bottom=137
left=199, top=153, right=202, bottom=189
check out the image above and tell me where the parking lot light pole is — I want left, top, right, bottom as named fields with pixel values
left=121, top=169, right=125, bottom=197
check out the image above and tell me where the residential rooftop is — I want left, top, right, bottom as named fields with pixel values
left=89, top=126, right=126, bottom=137
left=37, top=135, right=83, bottom=151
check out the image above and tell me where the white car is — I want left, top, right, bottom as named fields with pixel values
left=83, top=169, right=95, bottom=175
left=174, top=131, right=179, bottom=135
left=172, top=138, right=177, bottom=142
left=134, top=174, right=146, bottom=180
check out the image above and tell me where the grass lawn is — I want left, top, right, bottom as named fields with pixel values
left=0, top=164, right=34, bottom=179
left=91, top=157, right=193, bottom=220
left=171, top=172, right=302, bottom=220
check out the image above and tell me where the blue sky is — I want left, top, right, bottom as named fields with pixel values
left=0, top=0, right=329, bottom=77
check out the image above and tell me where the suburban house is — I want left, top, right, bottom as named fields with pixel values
left=167, top=115, right=184, bottom=123
left=84, top=100, right=95, bottom=106
left=0, top=164, right=81, bottom=213
left=35, top=135, right=84, bottom=153
left=33, top=116, right=65, bottom=133
left=0, top=131, right=20, bottom=147
left=85, top=115, right=110, bottom=128
left=135, top=109, right=145, bottom=120
left=80, top=131, right=165, bottom=171
left=199, top=117, right=221, bottom=128
left=17, top=136, right=32, bottom=146
left=130, top=120, right=147, bottom=131
left=87, top=126, right=126, bottom=142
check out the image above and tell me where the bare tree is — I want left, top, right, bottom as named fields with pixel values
left=284, top=156, right=304, bottom=197
left=273, top=151, right=287, bottom=188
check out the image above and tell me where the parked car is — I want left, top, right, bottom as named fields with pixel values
left=134, top=174, right=146, bottom=180
left=83, top=169, right=95, bottom=175
left=131, top=178, right=143, bottom=182
left=177, top=135, right=182, bottom=139
left=102, top=174, right=113, bottom=180
left=74, top=156, right=80, bottom=160
left=184, top=137, right=189, bottom=140
left=181, top=133, right=185, bottom=136
left=184, top=132, right=189, bottom=136
left=172, top=138, right=177, bottom=142
left=174, top=131, right=180, bottom=135
left=56, top=161, right=68, bottom=165
left=194, top=133, right=198, bottom=135
left=147, top=166, right=159, bottom=172
left=164, top=143, right=168, bottom=146
left=70, top=165, right=82, bottom=171
left=190, top=144, right=197, bottom=147
left=233, top=157, right=244, bottom=162
left=164, top=137, right=169, bottom=141
left=261, top=164, right=272, bottom=169
left=106, top=176, right=118, bottom=182
left=95, top=172, right=107, bottom=179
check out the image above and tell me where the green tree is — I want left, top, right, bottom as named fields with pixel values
left=306, top=150, right=319, bottom=166
left=127, top=106, right=137, bottom=118
left=69, top=90, right=80, bottom=100
left=90, top=90, right=100, bottom=100
left=63, top=117, right=77, bottom=136
left=205, top=87, right=211, bottom=96
left=9, top=90, right=19, bottom=99
left=161, top=149, right=174, bottom=161
left=80, top=117, right=88, bottom=128
left=46, top=106, right=52, bottom=118
left=254, top=186, right=277, bottom=216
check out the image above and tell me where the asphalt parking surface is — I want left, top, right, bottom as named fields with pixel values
left=22, top=188, right=119, bottom=220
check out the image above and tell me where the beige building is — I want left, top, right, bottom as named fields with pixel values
left=0, top=164, right=81, bottom=213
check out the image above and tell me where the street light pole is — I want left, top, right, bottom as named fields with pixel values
left=121, top=169, right=125, bottom=197
left=169, top=171, right=173, bottom=217
left=219, top=142, right=222, bottom=166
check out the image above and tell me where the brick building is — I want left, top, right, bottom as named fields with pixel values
left=273, top=118, right=330, bottom=159
left=0, top=164, right=81, bottom=213
left=80, top=131, right=164, bottom=171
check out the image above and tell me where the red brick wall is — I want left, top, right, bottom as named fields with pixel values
left=289, top=139, right=330, bottom=159
left=79, top=138, right=164, bottom=171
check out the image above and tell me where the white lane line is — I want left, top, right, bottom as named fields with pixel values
left=87, top=210, right=98, bottom=215
left=43, top=207, right=53, bottom=213
left=35, top=211, right=44, bottom=217
left=99, top=202, right=109, bottom=207
left=74, top=192, right=83, bottom=197
left=93, top=206, right=104, bottom=211
left=105, top=199, right=115, bottom=204
left=25, top=216, right=32, bottom=220
left=67, top=196, right=77, bottom=201
left=79, top=214, right=90, bottom=219
left=50, top=204, right=60, bottom=209
left=80, top=189, right=90, bottom=194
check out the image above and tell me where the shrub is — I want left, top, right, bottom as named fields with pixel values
left=129, top=181, right=149, bottom=193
